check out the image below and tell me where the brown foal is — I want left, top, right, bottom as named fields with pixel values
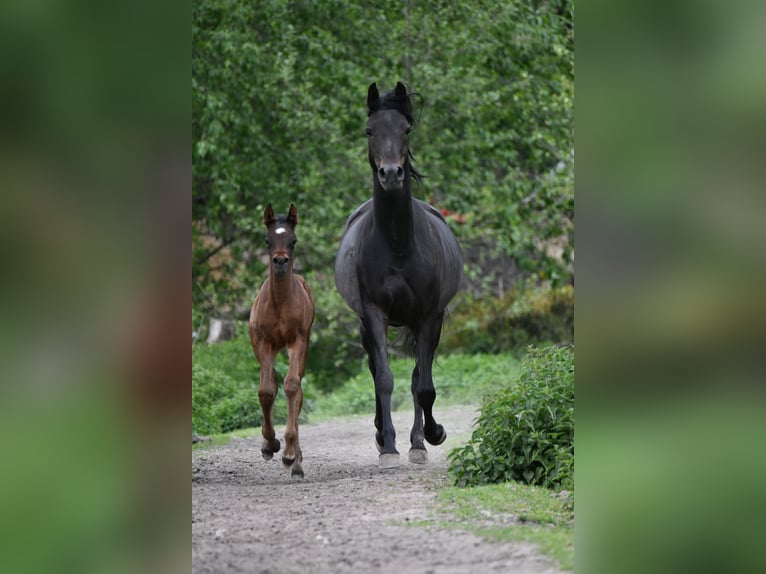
left=249, top=203, right=315, bottom=478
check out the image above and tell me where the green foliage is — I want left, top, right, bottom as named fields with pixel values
left=449, top=345, right=574, bottom=490
left=301, top=269, right=367, bottom=393
left=191, top=326, right=315, bottom=435
left=192, top=0, right=574, bottom=327
left=311, top=353, right=521, bottom=420
left=442, top=285, right=574, bottom=354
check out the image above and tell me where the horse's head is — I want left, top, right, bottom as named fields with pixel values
left=262, top=203, right=299, bottom=276
left=366, top=81, right=414, bottom=194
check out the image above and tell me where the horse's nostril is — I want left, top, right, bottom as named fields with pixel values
left=396, top=166, right=404, bottom=179
left=378, top=167, right=386, bottom=179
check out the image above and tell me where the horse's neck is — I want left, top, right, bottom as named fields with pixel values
left=372, top=180, right=415, bottom=255
left=266, top=271, right=295, bottom=307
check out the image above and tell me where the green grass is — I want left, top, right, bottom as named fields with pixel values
left=428, top=482, right=574, bottom=571
left=310, top=353, right=521, bottom=420
left=192, top=427, right=259, bottom=452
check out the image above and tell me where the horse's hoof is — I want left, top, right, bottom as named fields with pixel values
left=281, top=455, right=295, bottom=468
left=262, top=438, right=281, bottom=460
left=425, top=424, right=446, bottom=446
left=379, top=453, right=400, bottom=469
left=408, top=448, right=428, bottom=464
left=291, top=464, right=304, bottom=480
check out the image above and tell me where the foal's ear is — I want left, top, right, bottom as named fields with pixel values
left=286, top=203, right=299, bottom=227
left=367, top=82, right=379, bottom=110
left=263, top=204, right=276, bottom=227
left=394, top=81, right=407, bottom=97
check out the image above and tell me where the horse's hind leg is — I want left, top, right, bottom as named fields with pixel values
left=282, top=338, right=307, bottom=478
left=416, top=313, right=447, bottom=448
left=409, top=364, right=428, bottom=464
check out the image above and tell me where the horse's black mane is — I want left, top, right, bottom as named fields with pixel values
left=368, top=86, right=425, bottom=182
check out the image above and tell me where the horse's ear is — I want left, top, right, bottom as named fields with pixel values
left=286, top=203, right=299, bottom=227
left=263, top=204, right=275, bottom=227
left=367, top=82, right=379, bottom=110
left=394, top=82, right=407, bottom=97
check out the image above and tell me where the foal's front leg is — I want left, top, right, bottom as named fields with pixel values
left=255, top=344, right=281, bottom=459
left=282, top=337, right=308, bottom=478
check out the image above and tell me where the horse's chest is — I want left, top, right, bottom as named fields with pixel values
left=366, top=264, right=427, bottom=314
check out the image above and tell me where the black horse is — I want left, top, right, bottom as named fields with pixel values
left=334, top=81, right=463, bottom=468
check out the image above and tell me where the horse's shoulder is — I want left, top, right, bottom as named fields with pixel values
left=413, top=198, right=448, bottom=224
left=344, top=199, right=373, bottom=230
left=294, top=274, right=315, bottom=305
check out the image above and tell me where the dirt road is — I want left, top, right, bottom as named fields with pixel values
left=192, top=404, right=564, bottom=574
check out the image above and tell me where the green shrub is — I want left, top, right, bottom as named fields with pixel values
left=442, top=285, right=574, bottom=355
left=192, top=364, right=261, bottom=435
left=448, top=345, right=574, bottom=490
left=311, top=353, right=521, bottom=419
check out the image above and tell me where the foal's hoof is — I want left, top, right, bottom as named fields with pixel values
left=261, top=438, right=281, bottom=460
left=425, top=424, right=447, bottom=446
left=379, top=452, right=400, bottom=469
left=290, top=463, right=304, bottom=480
left=408, top=448, right=428, bottom=464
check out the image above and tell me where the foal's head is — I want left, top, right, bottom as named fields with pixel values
left=262, top=203, right=299, bottom=277
left=366, top=81, right=419, bottom=193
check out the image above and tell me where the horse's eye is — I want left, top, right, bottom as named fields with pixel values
left=365, top=128, right=372, bottom=137
left=290, top=239, right=297, bottom=248
left=405, top=126, right=412, bottom=135
left=264, top=238, right=270, bottom=246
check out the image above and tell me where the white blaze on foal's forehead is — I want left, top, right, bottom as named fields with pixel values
left=275, top=227, right=286, bottom=235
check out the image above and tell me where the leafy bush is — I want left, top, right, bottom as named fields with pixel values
left=442, top=285, right=574, bottom=355
left=191, top=326, right=315, bottom=435
left=311, top=353, right=521, bottom=419
left=448, top=345, right=574, bottom=490
left=192, top=364, right=261, bottom=435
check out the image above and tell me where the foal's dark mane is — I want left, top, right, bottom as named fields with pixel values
left=368, top=87, right=425, bottom=182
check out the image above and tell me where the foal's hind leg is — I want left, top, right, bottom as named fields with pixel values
left=282, top=337, right=308, bottom=478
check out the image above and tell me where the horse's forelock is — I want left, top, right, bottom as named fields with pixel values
left=368, top=89, right=419, bottom=126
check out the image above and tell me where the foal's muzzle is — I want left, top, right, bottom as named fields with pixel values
left=272, top=254, right=289, bottom=274
left=377, top=164, right=405, bottom=191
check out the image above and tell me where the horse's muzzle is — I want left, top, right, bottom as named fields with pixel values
left=272, top=255, right=289, bottom=275
left=377, top=164, right=404, bottom=191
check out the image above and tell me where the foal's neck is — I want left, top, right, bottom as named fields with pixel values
left=267, top=269, right=296, bottom=307
left=372, top=173, right=414, bottom=256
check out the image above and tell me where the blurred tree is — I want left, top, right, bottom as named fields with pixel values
left=192, top=0, right=574, bottom=385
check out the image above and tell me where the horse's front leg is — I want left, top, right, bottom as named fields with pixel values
left=361, top=305, right=398, bottom=468
left=282, top=336, right=308, bottom=478
left=253, top=342, right=281, bottom=460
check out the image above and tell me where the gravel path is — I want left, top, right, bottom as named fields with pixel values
left=192, top=404, right=564, bottom=574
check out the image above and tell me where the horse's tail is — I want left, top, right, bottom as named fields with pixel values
left=399, top=326, right=417, bottom=358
